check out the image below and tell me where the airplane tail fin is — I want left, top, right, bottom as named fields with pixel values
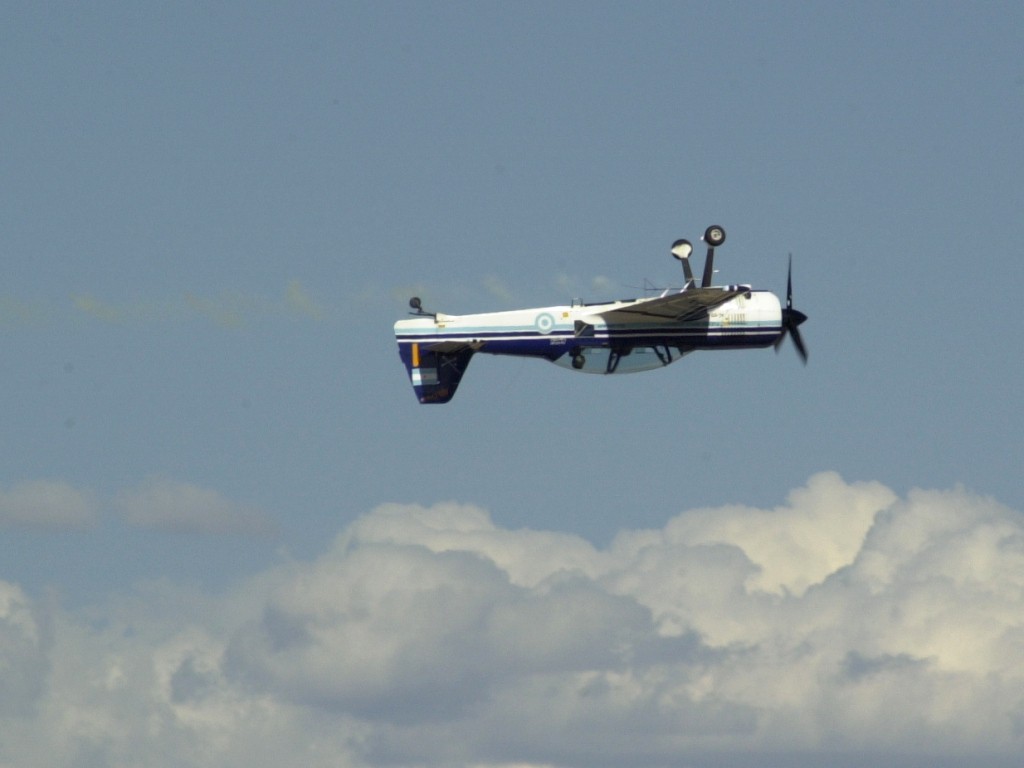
left=397, top=342, right=475, bottom=404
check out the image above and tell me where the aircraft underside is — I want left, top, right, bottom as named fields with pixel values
left=394, top=324, right=782, bottom=401
left=476, top=327, right=781, bottom=374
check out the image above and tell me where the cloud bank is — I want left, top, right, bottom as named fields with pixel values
left=73, top=279, right=324, bottom=327
left=0, top=478, right=272, bottom=536
left=116, top=477, right=275, bottom=536
left=0, top=480, right=98, bottom=530
left=0, top=280, right=325, bottom=330
left=2, top=472, right=1023, bottom=767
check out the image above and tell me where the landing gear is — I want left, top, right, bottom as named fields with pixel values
left=700, top=225, right=726, bottom=287
left=571, top=352, right=586, bottom=369
left=703, top=225, right=726, bottom=247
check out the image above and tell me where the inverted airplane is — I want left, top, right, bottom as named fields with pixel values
left=394, top=225, right=807, bottom=403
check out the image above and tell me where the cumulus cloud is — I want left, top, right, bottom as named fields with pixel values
left=2, top=473, right=1024, bottom=767
left=0, top=480, right=99, bottom=530
left=0, top=478, right=271, bottom=537
left=115, top=477, right=275, bottom=536
left=0, top=581, right=50, bottom=716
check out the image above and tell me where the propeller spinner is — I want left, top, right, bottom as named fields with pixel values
left=774, top=255, right=808, bottom=363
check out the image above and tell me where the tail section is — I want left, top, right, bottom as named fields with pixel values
left=396, top=341, right=475, bottom=404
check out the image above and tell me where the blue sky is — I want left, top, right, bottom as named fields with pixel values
left=2, top=3, right=1023, bottom=766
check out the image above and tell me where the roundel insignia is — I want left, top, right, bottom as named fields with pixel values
left=535, top=312, right=555, bottom=334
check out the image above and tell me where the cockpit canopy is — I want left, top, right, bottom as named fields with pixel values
left=551, top=345, right=686, bottom=374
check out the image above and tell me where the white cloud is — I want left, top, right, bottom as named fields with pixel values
left=341, top=501, right=609, bottom=586
left=482, top=275, right=517, bottom=305
left=0, top=581, right=50, bottom=716
left=71, top=281, right=326, bottom=328
left=0, top=480, right=98, bottom=530
left=2, top=473, right=1024, bottom=767
left=116, top=477, right=275, bottom=536
left=284, top=279, right=324, bottom=319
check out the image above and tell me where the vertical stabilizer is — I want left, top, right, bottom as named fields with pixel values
left=396, top=340, right=474, bottom=404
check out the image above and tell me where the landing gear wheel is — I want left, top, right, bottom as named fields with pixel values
left=572, top=353, right=586, bottom=370
left=703, top=225, right=726, bottom=246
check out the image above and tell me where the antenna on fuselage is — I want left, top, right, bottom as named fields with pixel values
left=408, top=296, right=436, bottom=318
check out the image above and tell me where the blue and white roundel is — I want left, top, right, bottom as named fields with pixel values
left=534, top=312, right=555, bottom=334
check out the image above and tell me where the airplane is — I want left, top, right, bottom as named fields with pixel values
left=394, top=225, right=807, bottom=403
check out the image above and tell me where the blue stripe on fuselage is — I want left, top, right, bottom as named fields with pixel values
left=395, top=323, right=782, bottom=357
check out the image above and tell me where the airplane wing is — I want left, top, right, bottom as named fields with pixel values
left=588, top=287, right=748, bottom=325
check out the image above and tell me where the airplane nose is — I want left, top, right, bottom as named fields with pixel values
left=788, top=308, right=808, bottom=327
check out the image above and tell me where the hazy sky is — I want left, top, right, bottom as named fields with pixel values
left=2, top=2, right=1023, bottom=766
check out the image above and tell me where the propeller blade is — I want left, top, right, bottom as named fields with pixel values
left=790, top=324, right=808, bottom=364
left=777, top=256, right=808, bottom=363
left=774, top=327, right=787, bottom=353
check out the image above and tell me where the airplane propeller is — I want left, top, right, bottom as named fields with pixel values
left=775, top=254, right=808, bottom=364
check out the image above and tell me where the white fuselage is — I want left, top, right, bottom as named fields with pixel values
left=394, top=288, right=782, bottom=375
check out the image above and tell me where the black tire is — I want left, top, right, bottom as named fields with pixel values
left=703, top=225, right=726, bottom=246
left=670, top=238, right=693, bottom=260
